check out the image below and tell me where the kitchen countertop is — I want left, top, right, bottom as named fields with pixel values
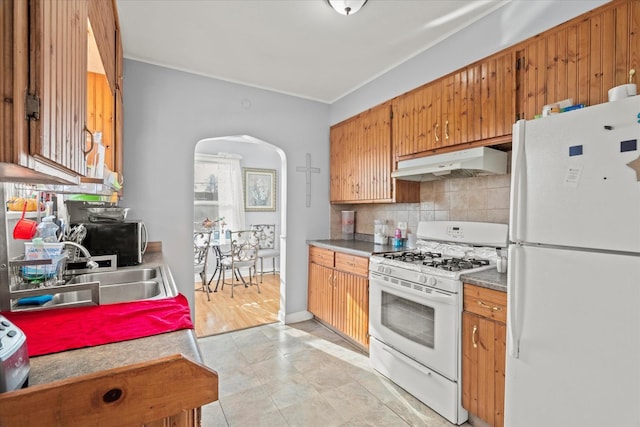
left=307, top=239, right=404, bottom=257
left=28, top=249, right=202, bottom=386
left=461, top=269, right=507, bottom=293
left=308, top=238, right=507, bottom=293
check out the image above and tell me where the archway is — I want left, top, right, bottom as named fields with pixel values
left=192, top=135, right=287, bottom=336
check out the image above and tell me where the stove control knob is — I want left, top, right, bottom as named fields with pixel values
left=384, top=267, right=392, bottom=274
left=378, top=265, right=385, bottom=273
left=418, top=275, right=427, bottom=284
left=426, top=277, right=437, bottom=286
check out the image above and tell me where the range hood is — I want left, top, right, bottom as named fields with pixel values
left=391, top=147, right=508, bottom=182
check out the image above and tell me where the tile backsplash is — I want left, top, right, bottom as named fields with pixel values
left=330, top=173, right=511, bottom=239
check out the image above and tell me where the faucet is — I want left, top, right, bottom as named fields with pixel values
left=63, top=241, right=99, bottom=270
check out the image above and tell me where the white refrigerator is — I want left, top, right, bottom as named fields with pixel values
left=505, top=95, right=640, bottom=427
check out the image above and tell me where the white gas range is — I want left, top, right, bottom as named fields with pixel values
left=368, top=221, right=507, bottom=425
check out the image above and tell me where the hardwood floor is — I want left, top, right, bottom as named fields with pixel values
left=194, top=272, right=280, bottom=338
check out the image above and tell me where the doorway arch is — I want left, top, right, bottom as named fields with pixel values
left=193, top=135, right=288, bottom=332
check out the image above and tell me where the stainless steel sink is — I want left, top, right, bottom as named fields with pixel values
left=66, top=268, right=160, bottom=287
left=52, top=267, right=174, bottom=306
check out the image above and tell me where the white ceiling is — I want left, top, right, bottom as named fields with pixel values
left=116, top=0, right=509, bottom=104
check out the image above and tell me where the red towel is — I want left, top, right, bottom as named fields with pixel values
left=2, top=294, right=193, bottom=357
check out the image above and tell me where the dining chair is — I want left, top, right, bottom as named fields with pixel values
left=219, top=230, right=261, bottom=298
left=193, top=229, right=213, bottom=300
left=250, top=224, right=280, bottom=283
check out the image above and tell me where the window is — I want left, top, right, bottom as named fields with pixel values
left=194, top=153, right=245, bottom=232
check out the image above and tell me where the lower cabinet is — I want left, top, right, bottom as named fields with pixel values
left=307, top=246, right=369, bottom=349
left=461, top=283, right=507, bottom=427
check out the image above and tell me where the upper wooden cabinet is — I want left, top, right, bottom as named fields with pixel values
left=393, top=51, right=515, bottom=160
left=515, top=0, right=640, bottom=121
left=87, top=0, right=122, bottom=175
left=330, top=103, right=419, bottom=204
left=0, top=0, right=123, bottom=183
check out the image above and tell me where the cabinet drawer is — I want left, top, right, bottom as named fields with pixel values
left=335, top=252, right=369, bottom=277
left=309, top=246, right=335, bottom=268
left=463, top=284, right=507, bottom=323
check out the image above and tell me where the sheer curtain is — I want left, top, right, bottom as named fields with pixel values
left=194, top=153, right=245, bottom=232
left=215, top=153, right=245, bottom=232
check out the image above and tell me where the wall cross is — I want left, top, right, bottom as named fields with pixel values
left=295, top=153, right=320, bottom=207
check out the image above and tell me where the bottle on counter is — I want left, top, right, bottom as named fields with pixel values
left=393, top=228, right=403, bottom=249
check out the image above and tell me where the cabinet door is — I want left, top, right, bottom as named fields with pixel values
left=517, top=0, right=639, bottom=120
left=329, top=120, right=352, bottom=202
left=307, top=262, right=334, bottom=324
left=331, top=103, right=409, bottom=203
left=480, top=52, right=515, bottom=141
left=393, top=86, right=422, bottom=157
left=30, top=0, right=88, bottom=176
left=114, top=17, right=124, bottom=177
left=333, top=270, right=369, bottom=348
left=462, top=312, right=505, bottom=427
left=359, top=103, right=392, bottom=201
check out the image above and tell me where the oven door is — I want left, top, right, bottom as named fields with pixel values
left=369, top=272, right=459, bottom=381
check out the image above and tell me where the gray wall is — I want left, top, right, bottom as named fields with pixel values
left=122, top=61, right=330, bottom=322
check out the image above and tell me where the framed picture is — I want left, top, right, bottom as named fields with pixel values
left=243, top=168, right=277, bottom=211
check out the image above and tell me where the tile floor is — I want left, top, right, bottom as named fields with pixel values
left=197, top=320, right=471, bottom=427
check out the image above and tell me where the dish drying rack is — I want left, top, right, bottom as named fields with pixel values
left=9, top=251, right=68, bottom=290
left=7, top=251, right=101, bottom=311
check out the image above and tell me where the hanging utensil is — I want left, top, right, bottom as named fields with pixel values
left=13, top=201, right=38, bottom=240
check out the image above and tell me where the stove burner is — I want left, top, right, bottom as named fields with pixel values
left=379, top=250, right=491, bottom=272
left=382, top=251, right=442, bottom=262
left=423, top=257, right=490, bottom=271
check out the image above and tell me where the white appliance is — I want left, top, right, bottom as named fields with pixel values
left=369, top=221, right=507, bottom=425
left=506, top=95, right=640, bottom=427
left=391, top=147, right=508, bottom=181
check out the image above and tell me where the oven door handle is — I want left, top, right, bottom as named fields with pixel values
left=424, top=291, right=455, bottom=304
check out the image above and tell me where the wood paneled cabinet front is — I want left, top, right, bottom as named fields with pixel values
left=461, top=284, right=507, bottom=427
left=1, top=0, right=123, bottom=183
left=330, top=103, right=419, bottom=204
left=393, top=51, right=515, bottom=159
left=515, top=0, right=640, bottom=121
left=307, top=246, right=369, bottom=349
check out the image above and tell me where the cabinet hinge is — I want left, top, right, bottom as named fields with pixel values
left=25, top=93, right=40, bottom=121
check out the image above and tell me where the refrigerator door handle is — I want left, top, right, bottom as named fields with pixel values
left=510, top=120, right=527, bottom=242
left=507, top=244, right=520, bottom=358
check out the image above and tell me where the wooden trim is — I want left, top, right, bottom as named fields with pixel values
left=145, top=241, right=163, bottom=254
left=0, top=354, right=219, bottom=426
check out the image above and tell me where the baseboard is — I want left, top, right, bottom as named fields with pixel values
left=283, top=310, right=313, bottom=324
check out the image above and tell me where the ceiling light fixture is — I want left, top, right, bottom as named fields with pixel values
left=327, top=0, right=368, bottom=16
